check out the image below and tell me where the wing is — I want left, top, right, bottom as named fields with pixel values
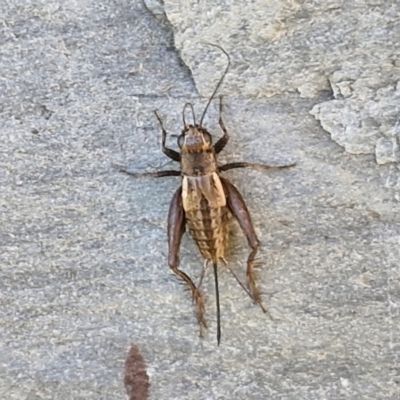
left=182, top=172, right=226, bottom=212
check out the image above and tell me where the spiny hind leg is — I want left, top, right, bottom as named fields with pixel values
left=197, top=259, right=210, bottom=289
left=168, top=186, right=207, bottom=333
left=221, top=178, right=267, bottom=313
left=246, top=247, right=266, bottom=313
left=170, top=266, right=207, bottom=333
left=220, top=257, right=253, bottom=300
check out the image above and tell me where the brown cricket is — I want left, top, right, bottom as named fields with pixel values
left=122, top=46, right=294, bottom=344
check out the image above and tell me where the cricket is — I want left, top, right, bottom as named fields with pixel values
left=122, top=45, right=295, bottom=345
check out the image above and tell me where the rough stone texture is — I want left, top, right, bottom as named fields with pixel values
left=311, top=66, right=400, bottom=164
left=155, top=0, right=400, bottom=164
left=2, top=1, right=400, bottom=400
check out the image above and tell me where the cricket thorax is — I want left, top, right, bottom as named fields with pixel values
left=181, top=150, right=218, bottom=176
left=178, top=125, right=218, bottom=177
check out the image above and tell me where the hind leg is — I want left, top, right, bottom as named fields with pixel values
left=197, top=259, right=209, bottom=289
left=168, top=187, right=207, bottom=334
left=221, top=178, right=267, bottom=313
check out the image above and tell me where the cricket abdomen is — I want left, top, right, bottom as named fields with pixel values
left=181, top=173, right=229, bottom=261
left=186, top=203, right=230, bottom=260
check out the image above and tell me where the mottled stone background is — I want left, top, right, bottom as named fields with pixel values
left=154, top=0, right=400, bottom=165
left=1, top=0, right=400, bottom=399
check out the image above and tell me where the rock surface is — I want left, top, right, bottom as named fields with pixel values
left=153, top=0, right=400, bottom=164
left=311, top=66, right=400, bottom=164
left=1, top=1, right=400, bottom=399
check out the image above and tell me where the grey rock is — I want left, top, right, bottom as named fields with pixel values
left=146, top=0, right=399, bottom=98
left=375, top=136, right=400, bottom=165
left=145, top=0, right=400, bottom=163
left=2, top=1, right=400, bottom=399
left=142, top=0, right=169, bottom=24
left=310, top=99, right=381, bottom=155
left=311, top=64, right=400, bottom=162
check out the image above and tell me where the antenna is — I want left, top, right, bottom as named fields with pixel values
left=199, top=44, right=231, bottom=126
left=182, top=102, right=196, bottom=127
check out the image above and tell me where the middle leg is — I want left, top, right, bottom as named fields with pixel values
left=120, top=169, right=180, bottom=178
left=219, top=162, right=296, bottom=172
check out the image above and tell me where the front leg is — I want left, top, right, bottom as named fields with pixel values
left=154, top=111, right=181, bottom=162
left=221, top=178, right=266, bottom=313
left=213, top=96, right=229, bottom=154
left=168, top=187, right=207, bottom=334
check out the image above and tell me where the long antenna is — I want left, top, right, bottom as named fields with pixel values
left=213, top=261, right=221, bottom=345
left=182, top=102, right=196, bottom=127
left=199, top=44, right=231, bottom=126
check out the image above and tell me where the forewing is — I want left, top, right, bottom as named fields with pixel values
left=182, top=172, right=226, bottom=212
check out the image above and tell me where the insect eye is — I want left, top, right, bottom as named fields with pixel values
left=177, top=134, right=185, bottom=148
